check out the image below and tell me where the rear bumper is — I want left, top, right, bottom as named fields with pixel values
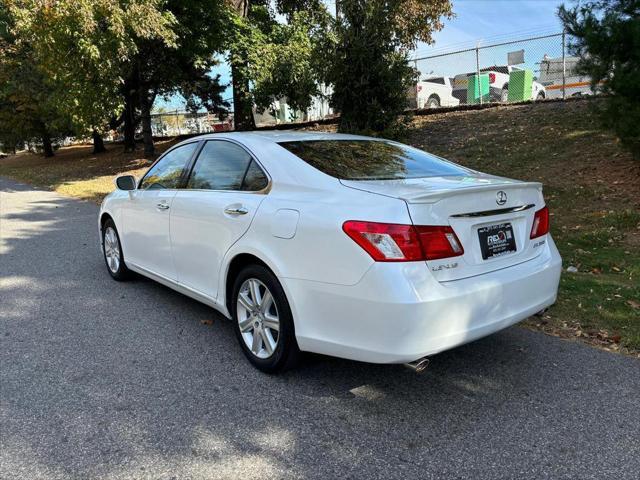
left=283, top=236, right=562, bottom=364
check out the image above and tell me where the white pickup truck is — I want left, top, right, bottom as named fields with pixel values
left=452, top=66, right=546, bottom=104
left=413, top=76, right=460, bottom=109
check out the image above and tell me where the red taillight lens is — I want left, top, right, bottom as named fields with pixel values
left=342, top=221, right=464, bottom=262
left=530, top=206, right=550, bottom=239
left=342, top=221, right=422, bottom=261
left=415, top=225, right=464, bottom=260
left=489, top=72, right=496, bottom=83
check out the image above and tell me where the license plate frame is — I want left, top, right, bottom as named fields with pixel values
left=478, top=223, right=517, bottom=260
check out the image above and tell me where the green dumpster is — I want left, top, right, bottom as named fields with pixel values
left=507, top=69, right=533, bottom=102
left=467, top=74, right=490, bottom=104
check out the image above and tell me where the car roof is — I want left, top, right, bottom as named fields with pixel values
left=187, top=130, right=375, bottom=144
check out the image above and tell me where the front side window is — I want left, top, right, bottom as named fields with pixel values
left=187, top=141, right=268, bottom=191
left=140, top=142, right=198, bottom=190
left=278, top=140, right=469, bottom=181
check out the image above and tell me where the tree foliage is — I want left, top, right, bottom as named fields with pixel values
left=324, top=0, right=453, bottom=134
left=224, top=1, right=330, bottom=129
left=0, top=4, right=72, bottom=156
left=3, top=0, right=229, bottom=156
left=2, top=0, right=455, bottom=157
left=6, top=0, right=177, bottom=150
left=559, top=0, right=640, bottom=158
left=247, top=8, right=331, bottom=116
left=226, top=0, right=453, bottom=134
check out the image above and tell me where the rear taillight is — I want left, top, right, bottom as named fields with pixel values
left=415, top=226, right=464, bottom=260
left=342, top=221, right=464, bottom=262
left=488, top=72, right=496, bottom=83
left=530, top=206, right=550, bottom=239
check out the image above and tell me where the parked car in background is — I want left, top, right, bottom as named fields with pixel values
left=453, top=66, right=546, bottom=104
left=538, top=55, right=594, bottom=99
left=413, top=76, right=460, bottom=109
left=100, top=132, right=561, bottom=373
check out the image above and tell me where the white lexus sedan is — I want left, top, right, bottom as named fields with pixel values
left=99, top=132, right=562, bottom=373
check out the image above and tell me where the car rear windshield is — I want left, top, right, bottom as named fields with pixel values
left=277, top=140, right=469, bottom=181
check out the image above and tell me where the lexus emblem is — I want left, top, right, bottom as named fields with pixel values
left=496, top=191, right=507, bottom=205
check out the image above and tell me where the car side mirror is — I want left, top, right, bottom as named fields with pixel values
left=115, top=175, right=137, bottom=191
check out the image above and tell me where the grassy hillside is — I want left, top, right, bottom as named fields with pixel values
left=405, top=99, right=639, bottom=354
left=1, top=99, right=638, bottom=354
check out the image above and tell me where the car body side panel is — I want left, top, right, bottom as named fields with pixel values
left=170, top=190, right=266, bottom=299
left=217, top=183, right=412, bottom=307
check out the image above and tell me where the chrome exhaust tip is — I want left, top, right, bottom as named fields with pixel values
left=404, top=357, right=430, bottom=374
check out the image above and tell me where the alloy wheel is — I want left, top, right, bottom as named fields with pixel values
left=236, top=278, right=280, bottom=359
left=104, top=226, right=121, bottom=273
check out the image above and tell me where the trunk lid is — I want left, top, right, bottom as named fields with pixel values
left=341, top=175, right=546, bottom=281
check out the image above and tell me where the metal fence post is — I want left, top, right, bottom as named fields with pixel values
left=414, top=59, right=419, bottom=108
left=562, top=30, right=566, bottom=100
left=174, top=110, right=180, bottom=135
left=476, top=43, right=482, bottom=104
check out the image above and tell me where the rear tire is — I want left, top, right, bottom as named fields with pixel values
left=231, top=264, right=300, bottom=373
left=102, top=219, right=131, bottom=281
left=536, top=92, right=545, bottom=101
left=501, top=87, right=509, bottom=102
left=426, top=96, right=440, bottom=109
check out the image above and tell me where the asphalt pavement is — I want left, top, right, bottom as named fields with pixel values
left=1, top=176, right=639, bottom=480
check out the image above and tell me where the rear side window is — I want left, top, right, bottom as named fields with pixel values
left=278, top=140, right=468, bottom=181
left=140, top=142, right=198, bottom=190
left=186, top=140, right=268, bottom=191
left=242, top=161, right=269, bottom=191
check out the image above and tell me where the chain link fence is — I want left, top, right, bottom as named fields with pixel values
left=409, top=32, right=594, bottom=110
left=148, top=111, right=233, bottom=137
left=148, top=86, right=335, bottom=137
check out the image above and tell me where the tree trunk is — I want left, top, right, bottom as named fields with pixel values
left=231, top=57, right=256, bottom=131
left=140, top=92, right=155, bottom=156
left=92, top=130, right=106, bottom=154
left=41, top=133, right=54, bottom=157
left=230, top=0, right=255, bottom=131
left=123, top=84, right=136, bottom=152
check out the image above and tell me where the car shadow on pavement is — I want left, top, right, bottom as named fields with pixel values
left=2, top=181, right=639, bottom=479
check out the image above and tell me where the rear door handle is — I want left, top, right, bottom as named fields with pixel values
left=224, top=206, right=248, bottom=215
left=157, top=202, right=170, bottom=210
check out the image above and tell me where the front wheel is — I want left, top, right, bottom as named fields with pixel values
left=232, top=265, right=300, bottom=373
left=102, top=219, right=131, bottom=281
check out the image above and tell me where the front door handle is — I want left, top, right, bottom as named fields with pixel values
left=157, top=202, right=170, bottom=210
left=224, top=206, right=248, bottom=216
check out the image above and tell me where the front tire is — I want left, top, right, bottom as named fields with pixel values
left=232, top=264, right=300, bottom=373
left=102, top=219, right=131, bottom=281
